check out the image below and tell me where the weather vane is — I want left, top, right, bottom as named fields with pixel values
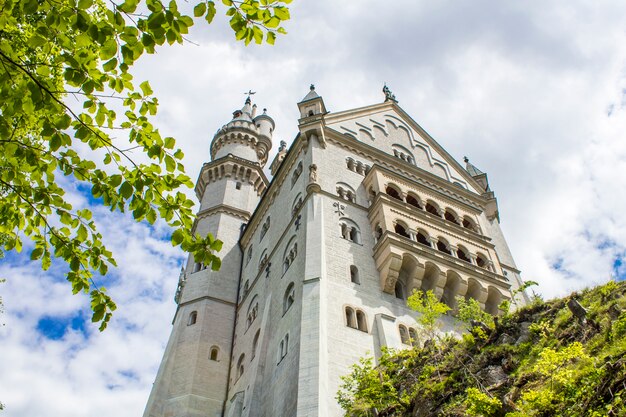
left=244, top=90, right=256, bottom=99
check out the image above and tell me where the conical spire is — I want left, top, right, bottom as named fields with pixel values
left=301, top=84, right=319, bottom=102
left=463, top=156, right=484, bottom=177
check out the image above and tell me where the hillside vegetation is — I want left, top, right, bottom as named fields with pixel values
left=337, top=281, right=626, bottom=416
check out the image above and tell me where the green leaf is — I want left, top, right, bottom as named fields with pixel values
left=274, top=6, right=290, bottom=20
left=31, top=247, right=44, bottom=260
left=140, top=80, right=153, bottom=96
left=120, top=181, right=133, bottom=199
left=194, top=2, right=206, bottom=17
left=171, top=229, right=184, bottom=246
left=206, top=1, right=217, bottom=23
left=266, top=31, right=276, bottom=45
left=77, top=0, right=94, bottom=9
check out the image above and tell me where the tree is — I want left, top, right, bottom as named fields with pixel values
left=407, top=289, right=450, bottom=342
left=0, top=0, right=291, bottom=330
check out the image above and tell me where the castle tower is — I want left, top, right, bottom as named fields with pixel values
left=143, top=97, right=273, bottom=417
left=144, top=86, right=527, bottom=417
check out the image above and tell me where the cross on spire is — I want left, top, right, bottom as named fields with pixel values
left=244, top=90, right=256, bottom=104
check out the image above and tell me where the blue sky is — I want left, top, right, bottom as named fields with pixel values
left=2, top=1, right=626, bottom=416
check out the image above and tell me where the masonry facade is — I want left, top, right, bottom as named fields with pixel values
left=143, top=86, right=527, bottom=417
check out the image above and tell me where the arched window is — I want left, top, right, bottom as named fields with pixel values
left=339, top=218, right=361, bottom=244
left=246, top=297, right=258, bottom=329
left=416, top=231, right=431, bottom=247
left=425, top=201, right=441, bottom=217
left=457, top=246, right=472, bottom=263
left=436, top=238, right=452, bottom=255
left=399, top=325, right=410, bottom=345
left=476, top=253, right=489, bottom=269
left=209, top=346, right=219, bottom=361
left=345, top=307, right=356, bottom=329
left=187, top=311, right=197, bottom=326
left=243, top=280, right=250, bottom=296
left=408, top=328, right=418, bottom=347
left=260, top=216, right=270, bottom=241
left=374, top=223, right=383, bottom=242
left=291, top=162, right=303, bottom=187
left=356, top=310, right=368, bottom=332
left=406, top=193, right=422, bottom=209
left=236, top=354, right=245, bottom=378
left=385, top=185, right=402, bottom=201
left=462, top=216, right=478, bottom=232
left=394, top=221, right=410, bottom=238
left=394, top=281, right=405, bottom=299
left=283, top=237, right=298, bottom=273
left=252, top=330, right=260, bottom=358
left=444, top=209, right=461, bottom=225
left=278, top=333, right=289, bottom=362
left=337, top=182, right=357, bottom=204
left=350, top=265, right=360, bottom=284
left=283, top=283, right=295, bottom=314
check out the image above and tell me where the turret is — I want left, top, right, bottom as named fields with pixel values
left=210, top=97, right=274, bottom=167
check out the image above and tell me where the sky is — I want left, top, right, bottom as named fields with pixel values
left=2, top=1, right=626, bottom=416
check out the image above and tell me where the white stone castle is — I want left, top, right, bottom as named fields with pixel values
left=143, top=86, right=527, bottom=417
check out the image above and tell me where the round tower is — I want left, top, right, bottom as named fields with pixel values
left=210, top=97, right=275, bottom=167
left=143, top=96, right=273, bottom=417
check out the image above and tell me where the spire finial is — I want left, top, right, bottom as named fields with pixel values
left=382, top=83, right=397, bottom=103
left=244, top=89, right=256, bottom=104
left=310, top=84, right=315, bottom=91
left=463, top=156, right=469, bottom=163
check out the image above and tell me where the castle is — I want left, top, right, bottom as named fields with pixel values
left=142, top=86, right=527, bottom=417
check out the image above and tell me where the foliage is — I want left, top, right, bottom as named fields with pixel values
left=456, top=296, right=494, bottom=331
left=337, top=281, right=626, bottom=417
left=464, top=387, right=502, bottom=417
left=407, top=289, right=450, bottom=341
left=0, top=0, right=291, bottom=329
left=336, top=351, right=410, bottom=416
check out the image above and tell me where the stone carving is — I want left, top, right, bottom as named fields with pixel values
left=279, top=140, right=287, bottom=152
left=309, top=164, right=318, bottom=183
left=333, top=201, right=345, bottom=216
left=382, top=83, right=397, bottom=103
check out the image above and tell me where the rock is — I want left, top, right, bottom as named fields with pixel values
left=567, top=298, right=588, bottom=323
left=608, top=304, right=622, bottom=320
left=497, top=333, right=515, bottom=345
left=515, top=322, right=531, bottom=345
left=479, top=365, right=508, bottom=389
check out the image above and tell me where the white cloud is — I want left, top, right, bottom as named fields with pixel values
left=3, top=1, right=626, bottom=415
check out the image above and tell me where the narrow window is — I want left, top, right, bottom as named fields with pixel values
left=394, top=281, right=405, bottom=300
left=350, top=265, right=360, bottom=284
left=252, top=330, right=260, bottom=358
left=356, top=310, right=367, bottom=332
left=283, top=283, right=295, bottom=314
left=345, top=307, right=356, bottom=329
left=235, top=182, right=242, bottom=190
left=408, top=328, right=419, bottom=347
left=399, top=325, right=410, bottom=345
left=210, top=346, right=219, bottom=361
left=187, top=311, right=197, bottom=326
left=237, top=354, right=245, bottom=378
left=291, top=162, right=303, bottom=187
